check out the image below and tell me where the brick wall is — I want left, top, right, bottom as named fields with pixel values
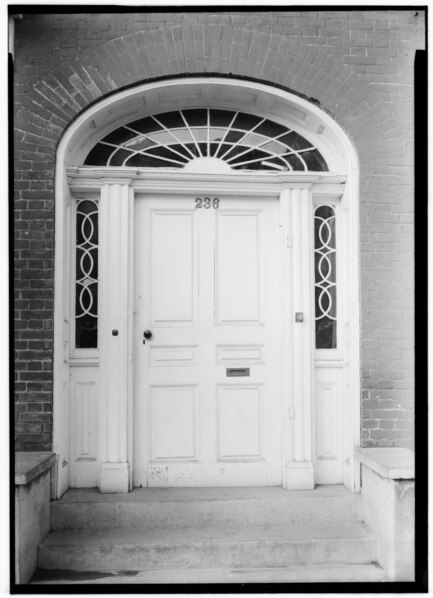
left=13, top=9, right=425, bottom=450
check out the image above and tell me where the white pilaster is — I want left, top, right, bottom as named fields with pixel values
left=280, top=186, right=315, bottom=490
left=98, top=179, right=133, bottom=493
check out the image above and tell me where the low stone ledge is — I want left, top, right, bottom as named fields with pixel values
left=15, top=452, right=56, bottom=585
left=15, top=452, right=57, bottom=485
left=355, top=447, right=414, bottom=582
left=354, top=447, right=414, bottom=480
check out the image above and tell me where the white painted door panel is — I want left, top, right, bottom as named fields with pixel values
left=151, top=211, right=196, bottom=324
left=216, top=212, right=262, bottom=324
left=69, top=366, right=99, bottom=488
left=134, top=195, right=282, bottom=487
left=314, top=367, right=343, bottom=484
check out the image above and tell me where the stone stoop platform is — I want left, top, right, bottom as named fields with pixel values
left=31, top=563, right=388, bottom=585
left=35, top=485, right=388, bottom=584
left=38, top=522, right=376, bottom=570
left=51, top=485, right=364, bottom=530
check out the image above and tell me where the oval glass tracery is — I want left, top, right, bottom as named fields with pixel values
left=84, top=108, right=328, bottom=172
left=314, top=205, right=337, bottom=349
left=75, top=199, right=98, bottom=349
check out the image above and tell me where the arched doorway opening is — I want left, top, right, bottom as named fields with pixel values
left=53, top=77, right=360, bottom=496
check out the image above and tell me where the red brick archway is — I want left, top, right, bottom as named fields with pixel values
left=16, top=24, right=404, bottom=155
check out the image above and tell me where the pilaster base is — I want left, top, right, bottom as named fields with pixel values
left=283, top=461, right=315, bottom=490
left=99, top=462, right=129, bottom=493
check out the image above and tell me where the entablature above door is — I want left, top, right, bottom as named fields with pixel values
left=66, top=167, right=346, bottom=197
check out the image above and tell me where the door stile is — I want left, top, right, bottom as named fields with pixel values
left=98, top=178, right=134, bottom=493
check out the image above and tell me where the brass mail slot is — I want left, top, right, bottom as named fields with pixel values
left=226, top=368, right=250, bottom=377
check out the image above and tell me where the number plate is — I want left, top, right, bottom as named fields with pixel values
left=195, top=197, right=220, bottom=209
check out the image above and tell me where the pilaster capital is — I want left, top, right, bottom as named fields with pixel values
left=280, top=182, right=314, bottom=190
left=101, top=177, right=133, bottom=186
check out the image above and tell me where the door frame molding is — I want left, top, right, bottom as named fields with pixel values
left=54, top=77, right=360, bottom=496
left=64, top=170, right=355, bottom=494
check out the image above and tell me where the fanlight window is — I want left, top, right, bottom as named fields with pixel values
left=84, top=109, right=328, bottom=172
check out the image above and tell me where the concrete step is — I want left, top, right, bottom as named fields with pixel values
left=38, top=521, right=376, bottom=572
left=52, top=485, right=364, bottom=530
left=31, top=563, right=389, bottom=584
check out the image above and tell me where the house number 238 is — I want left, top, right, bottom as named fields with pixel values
left=195, top=197, right=220, bottom=209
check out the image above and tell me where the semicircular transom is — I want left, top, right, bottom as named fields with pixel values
left=83, top=107, right=329, bottom=173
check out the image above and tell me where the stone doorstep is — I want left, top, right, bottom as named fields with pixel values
left=36, top=483, right=384, bottom=584
left=37, top=521, right=377, bottom=573
left=51, top=484, right=365, bottom=530
left=42, top=520, right=375, bottom=545
left=30, top=563, right=389, bottom=584
left=57, top=483, right=356, bottom=503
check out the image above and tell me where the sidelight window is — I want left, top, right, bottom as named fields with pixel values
left=75, top=199, right=99, bottom=349
left=314, top=205, right=337, bottom=349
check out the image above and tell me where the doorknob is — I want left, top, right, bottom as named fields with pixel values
left=143, top=330, right=153, bottom=340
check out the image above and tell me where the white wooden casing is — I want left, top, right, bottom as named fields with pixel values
left=53, top=78, right=360, bottom=495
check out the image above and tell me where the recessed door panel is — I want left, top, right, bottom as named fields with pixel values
left=217, top=345, right=264, bottom=364
left=134, top=194, right=282, bottom=487
left=314, top=368, right=343, bottom=484
left=149, top=345, right=199, bottom=366
left=151, top=212, right=195, bottom=324
left=150, top=385, right=198, bottom=460
left=217, top=385, right=263, bottom=460
left=216, top=213, right=262, bottom=324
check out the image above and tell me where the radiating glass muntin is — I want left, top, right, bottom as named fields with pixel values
left=75, top=199, right=98, bottom=349
left=314, top=205, right=337, bottom=349
left=84, top=108, right=328, bottom=172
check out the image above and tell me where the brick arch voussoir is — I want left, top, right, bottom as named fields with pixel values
left=20, top=24, right=403, bottom=166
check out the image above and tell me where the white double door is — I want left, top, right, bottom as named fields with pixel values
left=134, top=193, right=283, bottom=487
